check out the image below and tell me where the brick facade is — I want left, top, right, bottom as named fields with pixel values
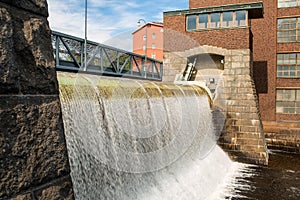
left=189, top=0, right=256, bottom=8
left=163, top=0, right=300, bottom=160
left=132, top=22, right=164, bottom=61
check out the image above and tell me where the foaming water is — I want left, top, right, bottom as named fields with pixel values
left=57, top=72, right=251, bottom=200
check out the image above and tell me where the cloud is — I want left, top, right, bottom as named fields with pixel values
left=47, top=0, right=188, bottom=50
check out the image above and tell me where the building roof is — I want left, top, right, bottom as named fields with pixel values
left=132, top=22, right=164, bottom=34
left=164, top=1, right=263, bottom=18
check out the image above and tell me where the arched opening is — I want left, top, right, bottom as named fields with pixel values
left=188, top=53, right=224, bottom=71
left=187, top=53, right=225, bottom=93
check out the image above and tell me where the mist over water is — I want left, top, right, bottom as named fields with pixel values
left=57, top=72, right=250, bottom=200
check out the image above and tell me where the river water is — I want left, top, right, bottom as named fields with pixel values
left=228, top=151, right=300, bottom=200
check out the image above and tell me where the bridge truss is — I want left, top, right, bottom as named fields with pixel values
left=51, top=31, right=163, bottom=81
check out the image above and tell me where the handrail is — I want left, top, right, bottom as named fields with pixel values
left=51, top=31, right=163, bottom=81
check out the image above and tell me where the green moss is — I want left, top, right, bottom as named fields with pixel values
left=57, top=73, right=211, bottom=106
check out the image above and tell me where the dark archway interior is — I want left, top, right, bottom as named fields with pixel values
left=188, top=53, right=225, bottom=71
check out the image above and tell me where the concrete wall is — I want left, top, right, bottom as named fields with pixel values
left=0, top=0, right=74, bottom=199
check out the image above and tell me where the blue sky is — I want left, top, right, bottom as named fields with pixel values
left=48, top=0, right=188, bottom=49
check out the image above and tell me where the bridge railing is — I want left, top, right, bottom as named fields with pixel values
left=51, top=31, right=163, bottom=81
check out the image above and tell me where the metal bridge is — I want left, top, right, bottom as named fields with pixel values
left=51, top=31, right=163, bottom=81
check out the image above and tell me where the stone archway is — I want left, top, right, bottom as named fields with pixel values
left=163, top=45, right=269, bottom=165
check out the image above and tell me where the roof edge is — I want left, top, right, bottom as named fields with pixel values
left=132, top=22, right=163, bottom=34
left=164, top=1, right=263, bottom=17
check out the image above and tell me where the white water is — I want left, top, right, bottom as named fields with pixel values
left=58, top=72, right=251, bottom=200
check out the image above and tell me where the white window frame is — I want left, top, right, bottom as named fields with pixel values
left=277, top=17, right=300, bottom=43
left=277, top=53, right=300, bottom=78
left=278, top=0, right=299, bottom=8
left=186, top=10, right=248, bottom=31
left=276, top=89, right=300, bottom=114
left=152, top=33, right=156, bottom=39
left=152, top=43, right=156, bottom=49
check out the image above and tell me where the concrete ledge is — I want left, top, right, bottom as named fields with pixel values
left=264, top=121, right=300, bottom=153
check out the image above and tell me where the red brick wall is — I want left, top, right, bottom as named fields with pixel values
left=164, top=15, right=200, bottom=52
left=276, top=6, right=300, bottom=121
left=186, top=0, right=282, bottom=121
left=164, top=16, right=250, bottom=50
left=189, top=0, right=253, bottom=8
left=133, top=24, right=164, bottom=60
left=277, top=43, right=300, bottom=52
left=164, top=0, right=300, bottom=122
left=187, top=28, right=251, bottom=49
left=277, top=6, right=300, bottom=17
left=164, top=15, right=186, bottom=34
left=250, top=0, right=277, bottom=121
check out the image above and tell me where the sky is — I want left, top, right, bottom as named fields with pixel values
left=47, top=0, right=189, bottom=50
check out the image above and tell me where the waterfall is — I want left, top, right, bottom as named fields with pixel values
left=57, top=72, right=250, bottom=200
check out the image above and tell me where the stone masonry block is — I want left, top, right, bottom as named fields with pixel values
left=236, top=138, right=262, bottom=146
left=231, top=62, right=241, bottom=68
left=0, top=3, right=57, bottom=95
left=240, top=126, right=259, bottom=133
left=0, top=96, right=71, bottom=198
left=232, top=55, right=243, bottom=62
left=10, top=193, right=32, bottom=200
left=0, top=0, right=48, bottom=17
left=34, top=178, right=73, bottom=200
left=243, top=55, right=250, bottom=62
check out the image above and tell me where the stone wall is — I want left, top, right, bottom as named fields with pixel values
left=163, top=45, right=268, bottom=165
left=0, top=0, right=74, bottom=199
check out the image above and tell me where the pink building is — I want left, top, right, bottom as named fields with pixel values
left=132, top=22, right=164, bottom=61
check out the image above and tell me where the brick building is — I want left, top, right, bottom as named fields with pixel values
left=163, top=0, right=300, bottom=160
left=132, top=22, right=164, bottom=61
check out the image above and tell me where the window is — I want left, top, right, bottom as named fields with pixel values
left=152, top=43, right=156, bottom=49
left=277, top=53, right=300, bottom=77
left=210, top=13, right=220, bottom=28
left=151, top=53, right=156, bottom=59
left=186, top=10, right=247, bottom=31
left=152, top=33, right=156, bottom=39
left=277, top=18, right=300, bottom=42
left=236, top=10, right=247, bottom=26
left=187, top=15, right=197, bottom=30
left=298, top=18, right=300, bottom=41
left=276, top=89, right=300, bottom=114
left=199, top=14, right=208, bottom=29
left=222, top=12, right=233, bottom=28
left=143, top=35, right=147, bottom=41
left=278, top=0, right=299, bottom=8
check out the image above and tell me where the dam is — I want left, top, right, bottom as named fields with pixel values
left=57, top=72, right=251, bottom=199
